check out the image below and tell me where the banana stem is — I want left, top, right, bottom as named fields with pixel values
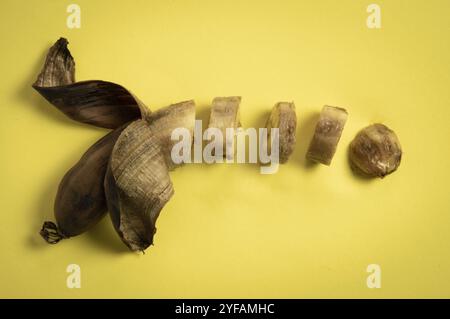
left=40, top=221, right=66, bottom=244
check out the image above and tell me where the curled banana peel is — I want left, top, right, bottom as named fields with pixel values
left=32, top=38, right=142, bottom=129
left=208, top=96, right=241, bottom=159
left=105, top=101, right=196, bottom=251
left=266, top=102, right=297, bottom=164
left=306, top=105, right=348, bottom=165
left=35, top=38, right=145, bottom=244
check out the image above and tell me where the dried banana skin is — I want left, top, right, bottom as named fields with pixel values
left=105, top=101, right=195, bottom=251
left=306, top=105, right=348, bottom=165
left=266, top=102, right=297, bottom=163
left=142, top=100, right=197, bottom=170
left=104, top=143, right=173, bottom=252
left=40, top=124, right=127, bottom=243
left=349, top=123, right=402, bottom=178
left=33, top=38, right=141, bottom=129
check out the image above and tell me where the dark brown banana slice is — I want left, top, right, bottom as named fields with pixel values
left=306, top=105, right=348, bottom=165
left=40, top=124, right=128, bottom=243
left=33, top=38, right=141, bottom=129
left=349, top=123, right=402, bottom=178
left=266, top=102, right=297, bottom=163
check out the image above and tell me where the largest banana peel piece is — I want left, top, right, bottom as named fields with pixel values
left=33, top=38, right=142, bottom=129
left=105, top=101, right=196, bottom=251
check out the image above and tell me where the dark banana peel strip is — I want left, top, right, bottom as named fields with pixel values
left=306, top=105, right=348, bottom=165
left=105, top=101, right=196, bottom=251
left=32, top=38, right=142, bottom=129
left=349, top=123, right=402, bottom=178
left=40, top=124, right=129, bottom=243
left=266, top=102, right=297, bottom=164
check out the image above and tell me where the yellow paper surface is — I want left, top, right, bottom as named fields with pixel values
left=0, top=0, right=449, bottom=298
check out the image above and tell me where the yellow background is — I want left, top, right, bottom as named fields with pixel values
left=1, top=0, right=449, bottom=298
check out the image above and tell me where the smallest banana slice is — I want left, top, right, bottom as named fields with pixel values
left=306, top=105, right=348, bottom=165
left=266, top=102, right=297, bottom=164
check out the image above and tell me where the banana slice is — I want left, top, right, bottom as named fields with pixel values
left=266, top=102, right=297, bottom=164
left=306, top=105, right=348, bottom=165
left=349, top=123, right=402, bottom=178
left=208, top=96, right=241, bottom=159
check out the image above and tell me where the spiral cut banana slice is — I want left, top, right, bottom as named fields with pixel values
left=33, top=38, right=142, bottom=129
left=208, top=96, right=241, bottom=159
left=306, top=105, right=348, bottom=165
left=105, top=101, right=195, bottom=251
left=266, top=102, right=297, bottom=164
